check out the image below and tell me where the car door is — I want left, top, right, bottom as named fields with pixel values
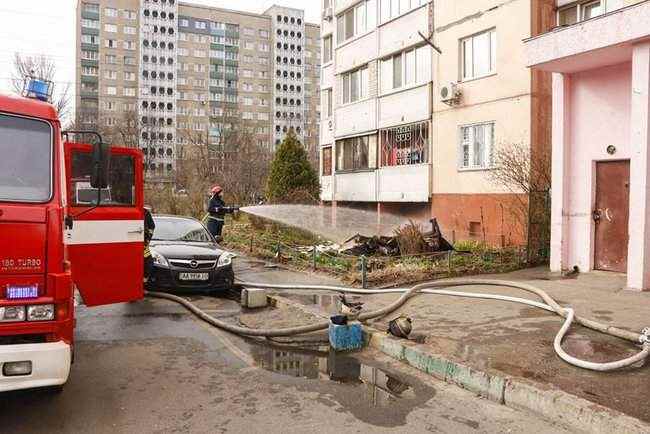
left=64, top=142, right=144, bottom=306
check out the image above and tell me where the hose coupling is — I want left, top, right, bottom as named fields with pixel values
left=640, top=327, right=650, bottom=344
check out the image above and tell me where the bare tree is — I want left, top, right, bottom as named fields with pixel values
left=489, top=142, right=551, bottom=259
left=11, top=53, right=71, bottom=120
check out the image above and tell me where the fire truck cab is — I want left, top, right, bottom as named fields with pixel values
left=0, top=86, right=144, bottom=392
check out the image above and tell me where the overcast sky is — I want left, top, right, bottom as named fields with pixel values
left=0, top=0, right=321, bottom=122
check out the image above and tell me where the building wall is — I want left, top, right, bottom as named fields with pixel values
left=562, top=62, right=632, bottom=270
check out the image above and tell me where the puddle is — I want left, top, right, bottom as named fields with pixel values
left=246, top=344, right=434, bottom=427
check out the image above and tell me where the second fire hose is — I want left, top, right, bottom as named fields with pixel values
left=146, top=278, right=650, bottom=372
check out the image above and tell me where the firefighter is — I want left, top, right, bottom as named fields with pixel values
left=206, top=185, right=237, bottom=240
left=143, top=205, right=156, bottom=286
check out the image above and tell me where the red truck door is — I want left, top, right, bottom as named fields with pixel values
left=64, top=143, right=144, bottom=306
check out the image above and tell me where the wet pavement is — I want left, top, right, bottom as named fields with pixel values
left=338, top=268, right=650, bottom=423
left=0, top=258, right=576, bottom=433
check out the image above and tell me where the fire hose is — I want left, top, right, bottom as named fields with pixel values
left=145, top=278, right=650, bottom=372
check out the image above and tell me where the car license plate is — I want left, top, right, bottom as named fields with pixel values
left=179, top=273, right=209, bottom=281
left=6, top=285, right=39, bottom=300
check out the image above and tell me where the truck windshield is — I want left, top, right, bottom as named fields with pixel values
left=0, top=114, right=52, bottom=202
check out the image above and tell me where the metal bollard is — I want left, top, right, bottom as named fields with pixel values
left=360, top=255, right=367, bottom=289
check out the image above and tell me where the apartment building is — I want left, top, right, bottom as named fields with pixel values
left=319, top=0, right=554, bottom=246
left=75, top=0, right=321, bottom=180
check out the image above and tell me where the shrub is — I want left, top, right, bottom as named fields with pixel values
left=266, top=130, right=320, bottom=203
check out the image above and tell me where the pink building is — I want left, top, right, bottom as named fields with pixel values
left=525, top=1, right=650, bottom=290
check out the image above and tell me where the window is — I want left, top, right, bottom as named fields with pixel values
left=243, top=97, right=253, bottom=106
left=180, top=19, right=189, bottom=27
left=259, top=30, right=269, bottom=39
left=242, top=112, right=254, bottom=120
left=558, top=0, right=603, bottom=25
left=322, top=147, right=332, bottom=176
left=81, top=34, right=99, bottom=44
left=258, top=113, right=269, bottom=121
left=243, top=27, right=254, bottom=36
left=258, top=71, right=268, bottom=79
left=83, top=3, right=99, bottom=13
left=123, top=40, right=136, bottom=50
left=123, top=10, right=136, bottom=20
left=106, top=86, right=117, bottom=95
left=82, top=66, right=98, bottom=76
left=70, top=152, right=135, bottom=206
left=337, top=0, right=376, bottom=44
left=81, top=50, right=98, bottom=60
left=380, top=121, right=428, bottom=166
left=104, top=70, right=117, bottom=80
left=242, top=82, right=253, bottom=91
left=105, top=39, right=116, bottom=48
left=104, top=101, right=116, bottom=111
left=244, top=41, right=254, bottom=50
left=242, top=69, right=253, bottom=78
left=124, top=26, right=136, bottom=35
left=335, top=135, right=372, bottom=171
left=341, top=66, right=369, bottom=104
left=124, top=72, right=136, bottom=81
left=0, top=114, right=52, bottom=202
left=323, top=35, right=333, bottom=63
left=81, top=18, right=99, bottom=29
left=195, top=21, right=206, bottom=30
left=104, top=24, right=117, bottom=33
left=380, top=0, right=428, bottom=23
left=259, top=57, right=268, bottom=65
left=322, top=88, right=333, bottom=118
left=194, top=49, right=206, bottom=58
left=259, top=43, right=269, bottom=52
left=124, top=56, right=135, bottom=65
left=104, top=7, right=117, bottom=17
left=380, top=45, right=431, bottom=93
left=461, top=29, right=496, bottom=81
left=459, top=122, right=494, bottom=169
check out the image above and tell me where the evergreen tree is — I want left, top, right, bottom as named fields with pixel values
left=266, top=130, right=320, bottom=203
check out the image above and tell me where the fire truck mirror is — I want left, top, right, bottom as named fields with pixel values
left=91, top=142, right=111, bottom=190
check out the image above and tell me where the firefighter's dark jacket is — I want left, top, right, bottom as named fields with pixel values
left=208, top=194, right=234, bottom=219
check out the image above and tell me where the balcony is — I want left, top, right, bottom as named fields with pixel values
left=378, top=83, right=431, bottom=129
left=335, top=98, right=377, bottom=138
left=334, top=170, right=377, bottom=202
left=377, top=3, right=428, bottom=58
left=377, top=163, right=431, bottom=202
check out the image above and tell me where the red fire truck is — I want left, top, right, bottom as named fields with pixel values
left=0, top=83, right=144, bottom=392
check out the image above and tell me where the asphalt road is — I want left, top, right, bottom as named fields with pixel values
left=0, top=259, right=576, bottom=433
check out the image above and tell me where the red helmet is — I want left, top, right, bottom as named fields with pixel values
left=211, top=185, right=223, bottom=195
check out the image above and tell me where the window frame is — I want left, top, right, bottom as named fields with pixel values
left=380, top=45, right=431, bottom=95
left=460, top=28, right=497, bottom=82
left=323, top=34, right=333, bottom=64
left=336, top=0, right=375, bottom=45
left=340, top=65, right=369, bottom=106
left=457, top=121, right=495, bottom=171
left=557, top=0, right=604, bottom=26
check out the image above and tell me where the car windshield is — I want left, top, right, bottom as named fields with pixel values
left=152, top=217, right=213, bottom=242
left=0, top=114, right=52, bottom=202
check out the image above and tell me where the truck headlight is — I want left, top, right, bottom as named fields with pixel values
left=217, top=253, right=236, bottom=267
left=27, top=304, right=54, bottom=321
left=151, top=249, right=169, bottom=268
left=0, top=306, right=26, bottom=322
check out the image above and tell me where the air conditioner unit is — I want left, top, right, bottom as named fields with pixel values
left=440, top=82, right=461, bottom=105
left=322, top=7, right=333, bottom=21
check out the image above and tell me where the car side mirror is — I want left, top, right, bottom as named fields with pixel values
left=90, top=142, right=111, bottom=189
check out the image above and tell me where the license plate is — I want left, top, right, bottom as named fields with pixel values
left=6, top=285, right=39, bottom=300
left=179, top=273, right=209, bottom=281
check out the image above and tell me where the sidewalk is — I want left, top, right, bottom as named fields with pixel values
left=238, top=258, right=650, bottom=431
left=356, top=268, right=650, bottom=422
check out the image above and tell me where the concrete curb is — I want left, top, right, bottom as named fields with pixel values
left=267, top=293, right=650, bottom=434
left=368, top=332, right=650, bottom=434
